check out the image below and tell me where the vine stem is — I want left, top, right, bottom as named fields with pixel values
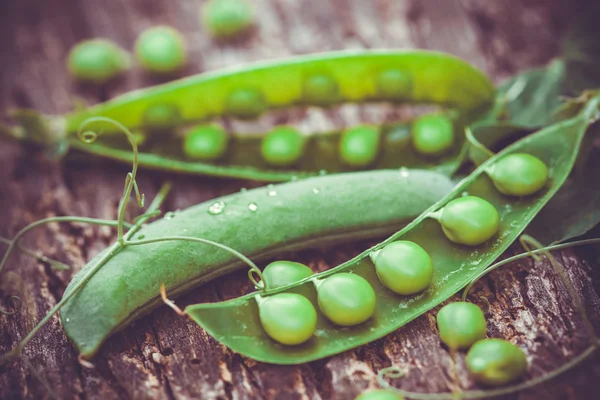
left=0, top=216, right=132, bottom=276
left=0, top=184, right=169, bottom=365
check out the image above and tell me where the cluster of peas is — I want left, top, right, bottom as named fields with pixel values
left=181, top=113, right=454, bottom=168
left=252, top=152, right=548, bottom=396
left=66, top=0, right=254, bottom=83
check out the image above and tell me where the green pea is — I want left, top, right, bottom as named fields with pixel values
left=226, top=88, right=267, bottom=118
left=183, top=125, right=229, bottom=161
left=317, top=273, right=376, bottom=326
left=261, top=127, right=305, bottom=167
left=303, top=74, right=340, bottom=106
left=466, top=339, right=528, bottom=386
left=355, top=389, right=405, bottom=400
left=487, top=153, right=549, bottom=196
left=262, top=261, right=313, bottom=289
left=370, top=241, right=433, bottom=295
left=67, top=39, right=130, bottom=84
left=142, top=103, right=182, bottom=130
left=201, top=0, right=255, bottom=38
left=411, top=114, right=454, bottom=156
left=135, top=26, right=187, bottom=74
left=438, top=196, right=499, bottom=246
left=436, top=302, right=486, bottom=350
left=339, top=126, right=380, bottom=167
left=258, top=293, right=317, bottom=345
left=377, top=69, right=412, bottom=101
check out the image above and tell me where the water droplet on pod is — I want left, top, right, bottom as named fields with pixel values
left=164, top=211, right=176, bottom=220
left=399, top=167, right=410, bottom=178
left=240, top=187, right=248, bottom=193
left=248, top=203, right=258, bottom=212
left=268, top=189, right=277, bottom=197
left=208, top=201, right=226, bottom=215
left=312, top=188, right=320, bottom=194
left=66, top=318, right=70, bottom=322
left=291, top=176, right=298, bottom=182
left=461, top=191, right=469, bottom=197
left=318, top=169, right=327, bottom=176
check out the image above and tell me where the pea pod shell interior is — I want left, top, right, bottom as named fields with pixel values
left=60, top=169, right=454, bottom=358
left=183, top=96, right=600, bottom=364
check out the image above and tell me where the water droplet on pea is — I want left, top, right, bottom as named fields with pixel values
left=208, top=201, right=226, bottom=215
left=248, top=203, right=258, bottom=212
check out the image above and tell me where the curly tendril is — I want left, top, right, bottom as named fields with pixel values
left=0, top=295, right=22, bottom=315
left=0, top=236, right=68, bottom=270
left=77, top=117, right=145, bottom=244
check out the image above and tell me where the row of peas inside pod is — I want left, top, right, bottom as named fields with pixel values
left=256, top=153, right=548, bottom=344
left=176, top=113, right=455, bottom=168
left=67, top=1, right=255, bottom=83
left=252, top=153, right=549, bottom=346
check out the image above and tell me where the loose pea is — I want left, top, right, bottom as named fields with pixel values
left=487, top=153, right=549, bottom=196
left=339, top=126, right=380, bottom=167
left=135, top=26, right=187, bottom=74
left=183, top=125, right=229, bottom=161
left=262, top=261, right=313, bottom=289
left=261, top=127, right=305, bottom=167
left=377, top=69, right=412, bottom=101
left=370, top=241, right=433, bottom=295
left=201, top=0, right=255, bottom=38
left=436, top=302, right=487, bottom=350
left=303, top=74, right=339, bottom=106
left=466, top=339, right=528, bottom=386
left=67, top=39, right=130, bottom=84
left=411, top=114, right=454, bottom=156
left=226, top=88, right=267, bottom=118
left=438, top=196, right=499, bottom=246
left=317, top=273, right=376, bottom=326
left=355, top=389, right=405, bottom=400
left=258, top=293, right=317, bottom=345
left=142, top=103, right=182, bottom=130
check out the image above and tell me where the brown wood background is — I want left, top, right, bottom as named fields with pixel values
left=1, top=0, right=600, bottom=399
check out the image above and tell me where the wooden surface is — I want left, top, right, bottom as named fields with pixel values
left=1, top=0, right=599, bottom=399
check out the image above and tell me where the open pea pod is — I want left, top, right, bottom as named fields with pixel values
left=183, top=93, right=600, bottom=364
left=60, top=169, right=454, bottom=358
left=4, top=50, right=495, bottom=180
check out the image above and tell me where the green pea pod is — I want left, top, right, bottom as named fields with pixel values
left=182, top=93, right=600, bottom=364
left=4, top=50, right=495, bottom=180
left=60, top=169, right=454, bottom=358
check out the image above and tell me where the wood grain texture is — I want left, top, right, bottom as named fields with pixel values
left=1, top=0, right=599, bottom=399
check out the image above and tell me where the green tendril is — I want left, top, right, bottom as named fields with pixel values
left=479, top=296, right=492, bottom=315
left=466, top=126, right=495, bottom=162
left=0, top=295, right=22, bottom=315
left=0, top=236, right=69, bottom=270
left=77, top=117, right=144, bottom=245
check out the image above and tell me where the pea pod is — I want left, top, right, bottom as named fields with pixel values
left=180, top=93, right=600, bottom=364
left=59, top=169, right=454, bottom=358
left=4, top=50, right=495, bottom=180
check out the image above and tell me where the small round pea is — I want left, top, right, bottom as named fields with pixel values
left=202, top=0, right=255, bottom=38
left=466, top=339, right=528, bottom=386
left=317, top=273, right=376, bottom=326
left=339, top=126, right=380, bottom=167
left=262, top=261, right=313, bottom=289
left=438, top=196, right=500, bottom=246
left=377, top=69, right=412, bottom=101
left=411, top=114, right=454, bottom=156
left=370, top=241, right=433, bottom=295
left=436, top=302, right=487, bottom=350
left=303, top=74, right=339, bottom=106
left=355, top=389, right=405, bottom=400
left=487, top=153, right=549, bottom=196
left=261, top=127, right=305, bottom=167
left=67, top=39, right=130, bottom=84
left=258, top=293, right=317, bottom=345
left=135, top=26, right=187, bottom=74
left=142, top=103, right=182, bottom=130
left=183, top=125, right=229, bottom=160
left=226, top=88, right=267, bottom=118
